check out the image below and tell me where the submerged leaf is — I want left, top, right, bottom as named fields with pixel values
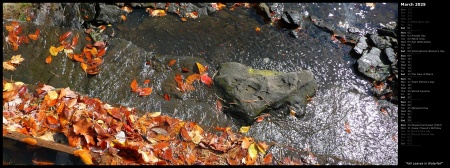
left=10, top=55, right=25, bottom=64
left=45, top=55, right=52, bottom=64
left=3, top=62, right=16, bottom=71
left=200, top=73, right=213, bottom=86
left=167, top=59, right=176, bottom=67
left=130, top=79, right=138, bottom=92
left=163, top=93, right=170, bottom=101
left=138, top=87, right=152, bottom=96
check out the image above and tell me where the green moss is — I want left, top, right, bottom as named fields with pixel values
left=248, top=68, right=281, bottom=77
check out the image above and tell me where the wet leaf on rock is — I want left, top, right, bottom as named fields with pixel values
left=74, top=149, right=93, bottom=165
left=21, top=138, right=38, bottom=145
left=239, top=126, right=250, bottom=134
left=45, top=55, right=52, bottom=64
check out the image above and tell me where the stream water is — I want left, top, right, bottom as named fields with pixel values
left=3, top=3, right=398, bottom=165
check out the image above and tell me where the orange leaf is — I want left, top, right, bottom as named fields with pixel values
left=216, top=99, right=223, bottom=113
left=143, top=79, right=151, bottom=84
left=45, top=55, right=52, bottom=64
left=185, top=74, right=200, bottom=85
left=138, top=87, right=153, bottom=96
left=263, top=153, right=273, bottom=165
left=80, top=62, right=88, bottom=72
left=255, top=27, right=261, bottom=32
left=35, top=29, right=40, bottom=37
left=163, top=93, right=170, bottom=101
left=181, top=67, right=189, bottom=73
left=241, top=137, right=253, bottom=149
left=47, top=115, right=59, bottom=125
left=186, top=152, right=196, bottom=164
left=200, top=73, right=213, bottom=86
left=28, top=34, right=38, bottom=40
left=345, top=121, right=351, bottom=134
left=73, top=149, right=93, bottom=165
left=174, top=74, right=184, bottom=92
left=21, top=138, right=37, bottom=145
left=195, top=62, right=206, bottom=74
left=180, top=127, right=191, bottom=142
left=73, top=118, right=93, bottom=135
left=97, top=48, right=106, bottom=57
left=71, top=34, right=79, bottom=47
left=130, top=79, right=138, bottom=92
left=90, top=47, right=98, bottom=55
left=85, top=36, right=92, bottom=41
left=167, top=59, right=176, bottom=67
left=181, top=18, right=187, bottom=22
left=73, top=54, right=84, bottom=63
left=155, top=142, right=170, bottom=150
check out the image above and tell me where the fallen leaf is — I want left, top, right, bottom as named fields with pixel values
left=138, top=87, right=153, bottom=96
left=239, top=126, right=250, bottom=134
left=80, top=62, right=88, bottom=72
left=28, top=34, right=38, bottom=40
left=47, top=90, right=58, bottom=100
left=60, top=31, right=72, bottom=42
left=49, top=46, right=59, bottom=56
left=185, top=74, right=200, bottom=85
left=200, top=73, right=213, bottom=86
left=163, top=93, right=170, bottom=101
left=181, top=67, right=189, bottom=73
left=195, top=62, right=206, bottom=74
left=248, top=143, right=258, bottom=159
left=10, top=55, right=25, bottom=65
left=45, top=55, right=52, bottom=64
left=121, top=14, right=127, bottom=22
left=255, top=27, right=261, bottom=32
left=181, top=18, right=187, bottom=22
left=241, top=137, right=253, bottom=149
left=73, top=149, right=93, bottom=165
left=3, top=62, right=16, bottom=71
left=167, top=59, right=176, bottom=67
left=256, top=141, right=269, bottom=154
left=21, top=138, right=38, bottom=145
left=73, top=118, right=93, bottom=135
left=143, top=79, right=151, bottom=84
left=148, top=112, right=161, bottom=118
left=130, top=79, right=138, bottom=92
left=263, top=153, right=273, bottom=165
left=344, top=121, right=351, bottom=134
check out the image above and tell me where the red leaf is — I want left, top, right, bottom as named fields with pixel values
left=163, top=93, right=170, bottom=101
left=143, top=79, right=151, bottom=84
left=200, top=73, right=213, bottom=86
left=181, top=67, right=189, bottom=73
left=154, top=142, right=170, bottom=150
left=60, top=31, right=72, bottom=42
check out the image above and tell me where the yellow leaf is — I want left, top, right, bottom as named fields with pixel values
left=239, top=126, right=250, bottom=134
left=248, top=143, right=258, bottom=159
left=195, top=62, right=206, bottom=75
left=3, top=83, right=13, bottom=91
left=73, top=149, right=93, bottom=165
left=64, top=49, right=74, bottom=54
left=256, top=143, right=266, bottom=155
left=47, top=90, right=58, bottom=100
left=10, top=55, right=24, bottom=64
left=80, top=63, right=88, bottom=72
left=148, top=112, right=161, bottom=118
left=56, top=45, right=65, bottom=52
left=49, top=46, right=59, bottom=56
left=3, top=62, right=16, bottom=71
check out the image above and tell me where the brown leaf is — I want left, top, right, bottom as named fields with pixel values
left=241, top=137, right=253, bottom=149
left=21, top=138, right=38, bottom=145
left=180, top=127, right=191, bottom=142
left=181, top=67, right=189, bottom=73
left=73, top=118, right=93, bottom=135
left=154, top=142, right=170, bottom=150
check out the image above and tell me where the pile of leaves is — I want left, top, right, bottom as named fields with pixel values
left=2, top=79, right=310, bottom=165
left=5, top=21, right=40, bottom=51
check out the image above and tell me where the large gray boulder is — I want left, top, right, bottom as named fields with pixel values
left=357, top=47, right=390, bottom=81
left=214, top=62, right=318, bottom=123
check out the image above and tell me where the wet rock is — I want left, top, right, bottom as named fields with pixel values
left=96, top=3, right=126, bottom=24
left=128, top=3, right=154, bottom=8
left=256, top=3, right=272, bottom=22
left=347, top=27, right=360, bottom=34
left=385, top=47, right=396, bottom=63
left=281, top=10, right=302, bottom=29
left=79, top=3, right=96, bottom=22
left=310, top=15, right=334, bottom=34
left=179, top=3, right=199, bottom=18
left=196, top=7, right=208, bottom=17
left=357, top=47, right=391, bottom=81
left=377, top=21, right=397, bottom=37
left=34, top=3, right=65, bottom=27
left=167, top=3, right=180, bottom=14
left=214, top=62, right=318, bottom=124
left=354, top=36, right=368, bottom=54
left=155, top=3, right=166, bottom=9
left=206, top=3, right=217, bottom=15
left=62, top=3, right=83, bottom=29
left=369, top=34, right=392, bottom=50
left=289, top=29, right=299, bottom=38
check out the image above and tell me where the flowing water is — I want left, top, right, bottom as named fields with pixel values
left=3, top=3, right=398, bottom=165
